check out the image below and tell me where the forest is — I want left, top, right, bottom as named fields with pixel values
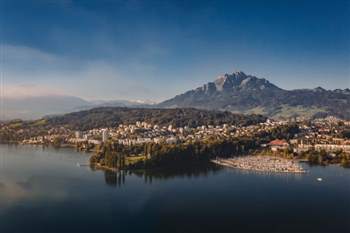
left=90, top=124, right=300, bottom=170
left=90, top=137, right=259, bottom=170
left=45, top=107, right=266, bottom=130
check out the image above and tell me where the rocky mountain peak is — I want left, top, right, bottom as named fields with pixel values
left=314, top=86, right=326, bottom=92
left=232, top=70, right=248, bottom=78
left=212, top=71, right=279, bottom=92
left=158, top=71, right=350, bottom=119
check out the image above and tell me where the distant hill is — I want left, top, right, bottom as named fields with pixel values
left=80, top=99, right=155, bottom=110
left=0, top=96, right=155, bottom=120
left=1, top=95, right=90, bottom=120
left=44, top=107, right=266, bottom=130
left=158, top=71, right=350, bottom=119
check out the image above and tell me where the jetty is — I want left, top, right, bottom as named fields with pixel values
left=212, top=156, right=306, bottom=173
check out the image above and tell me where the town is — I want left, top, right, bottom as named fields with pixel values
left=17, top=117, right=349, bottom=153
left=1, top=115, right=347, bottom=171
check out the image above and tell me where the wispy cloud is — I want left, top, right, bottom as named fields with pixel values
left=4, top=84, right=67, bottom=98
left=1, top=44, right=161, bottom=101
left=3, top=44, right=58, bottom=64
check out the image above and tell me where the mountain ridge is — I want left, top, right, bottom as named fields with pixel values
left=158, top=71, right=350, bottom=119
left=2, top=71, right=349, bottom=120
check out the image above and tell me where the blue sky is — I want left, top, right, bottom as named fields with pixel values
left=1, top=0, right=349, bottom=101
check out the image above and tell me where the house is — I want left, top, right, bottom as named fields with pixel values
left=166, top=137, right=178, bottom=144
left=268, top=139, right=289, bottom=152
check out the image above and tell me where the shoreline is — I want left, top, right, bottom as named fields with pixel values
left=92, top=163, right=118, bottom=172
left=0, top=143, right=347, bottom=171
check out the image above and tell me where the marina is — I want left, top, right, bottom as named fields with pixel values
left=212, top=156, right=306, bottom=173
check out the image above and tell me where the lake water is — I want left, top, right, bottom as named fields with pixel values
left=0, top=145, right=349, bottom=233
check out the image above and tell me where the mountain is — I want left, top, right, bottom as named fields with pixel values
left=4, top=72, right=349, bottom=120
left=84, top=99, right=156, bottom=109
left=1, top=95, right=90, bottom=120
left=1, top=96, right=156, bottom=120
left=158, top=71, right=350, bottom=119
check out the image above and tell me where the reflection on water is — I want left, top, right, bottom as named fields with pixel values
left=101, top=163, right=222, bottom=187
left=104, top=170, right=126, bottom=187
left=0, top=145, right=350, bottom=233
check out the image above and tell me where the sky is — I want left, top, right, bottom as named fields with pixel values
left=0, top=0, right=349, bottom=101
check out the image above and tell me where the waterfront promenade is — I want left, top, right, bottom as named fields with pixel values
left=212, top=156, right=306, bottom=173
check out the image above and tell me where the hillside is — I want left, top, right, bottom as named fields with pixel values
left=44, top=107, right=266, bottom=130
left=158, top=71, right=350, bottom=119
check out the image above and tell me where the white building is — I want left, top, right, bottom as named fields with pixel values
left=75, top=131, right=82, bottom=139
left=102, top=129, right=109, bottom=142
left=166, top=137, right=178, bottom=144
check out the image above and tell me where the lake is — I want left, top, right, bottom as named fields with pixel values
left=0, top=145, right=349, bottom=233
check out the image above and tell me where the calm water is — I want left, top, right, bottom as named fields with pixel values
left=0, top=145, right=349, bottom=233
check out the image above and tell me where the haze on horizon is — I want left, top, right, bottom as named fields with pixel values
left=0, top=0, right=349, bottom=102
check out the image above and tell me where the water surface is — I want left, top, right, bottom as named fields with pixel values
left=0, top=145, right=349, bottom=233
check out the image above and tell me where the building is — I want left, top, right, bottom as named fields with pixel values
left=315, top=144, right=350, bottom=153
left=166, top=136, right=178, bottom=144
left=268, top=139, right=289, bottom=152
left=102, top=129, right=109, bottom=142
left=75, top=131, right=82, bottom=139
